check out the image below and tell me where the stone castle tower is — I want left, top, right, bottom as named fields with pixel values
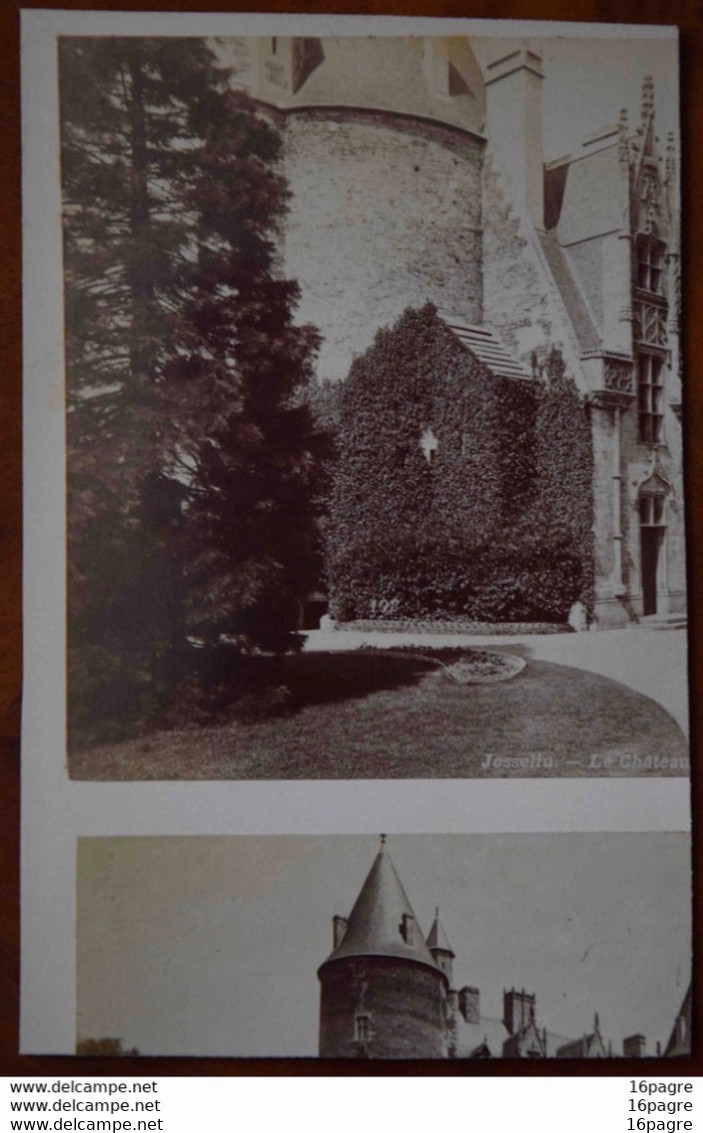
left=318, top=836, right=450, bottom=1058
left=318, top=838, right=657, bottom=1059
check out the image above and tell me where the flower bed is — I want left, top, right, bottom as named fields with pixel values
left=359, top=645, right=526, bottom=684
left=336, top=619, right=570, bottom=635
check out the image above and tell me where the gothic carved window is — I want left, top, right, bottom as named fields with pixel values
left=639, top=493, right=666, bottom=528
left=633, top=301, right=667, bottom=348
left=354, top=1015, right=370, bottom=1042
left=637, top=352, right=664, bottom=445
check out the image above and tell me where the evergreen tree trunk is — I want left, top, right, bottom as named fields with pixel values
left=61, top=38, right=323, bottom=749
left=127, top=55, right=153, bottom=392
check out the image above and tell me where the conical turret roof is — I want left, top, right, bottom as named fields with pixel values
left=426, top=909, right=454, bottom=956
left=320, top=840, right=441, bottom=975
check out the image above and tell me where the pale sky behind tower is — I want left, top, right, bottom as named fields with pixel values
left=472, top=35, right=678, bottom=162
left=77, top=833, right=690, bottom=1059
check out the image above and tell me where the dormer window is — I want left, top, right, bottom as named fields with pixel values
left=400, top=913, right=415, bottom=945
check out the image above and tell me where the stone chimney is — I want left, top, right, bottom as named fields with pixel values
left=484, top=44, right=545, bottom=228
left=503, top=987, right=537, bottom=1035
left=623, top=1033, right=647, bottom=1058
left=458, top=986, right=481, bottom=1024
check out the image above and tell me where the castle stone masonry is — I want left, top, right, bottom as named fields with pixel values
left=234, top=34, right=684, bottom=628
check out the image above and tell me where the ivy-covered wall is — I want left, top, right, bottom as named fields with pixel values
left=326, top=304, right=594, bottom=623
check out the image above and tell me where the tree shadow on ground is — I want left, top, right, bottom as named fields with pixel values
left=69, top=645, right=444, bottom=753
left=69, top=647, right=688, bottom=780
left=283, top=650, right=448, bottom=709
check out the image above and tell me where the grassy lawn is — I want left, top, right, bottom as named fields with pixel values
left=68, top=649, right=688, bottom=780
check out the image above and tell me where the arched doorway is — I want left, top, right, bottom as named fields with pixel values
left=638, top=475, right=668, bottom=616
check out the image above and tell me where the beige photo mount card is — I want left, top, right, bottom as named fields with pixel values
left=21, top=10, right=690, bottom=1059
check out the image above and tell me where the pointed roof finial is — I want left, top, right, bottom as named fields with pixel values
left=618, top=108, right=630, bottom=167
left=666, top=130, right=677, bottom=181
left=642, top=75, right=655, bottom=117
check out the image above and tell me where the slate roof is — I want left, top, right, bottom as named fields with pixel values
left=547, top=138, right=628, bottom=245
left=454, top=1013, right=581, bottom=1059
left=269, top=37, right=485, bottom=136
left=455, top=1016, right=509, bottom=1059
left=440, top=316, right=533, bottom=380
left=320, top=841, right=441, bottom=974
left=536, top=232, right=600, bottom=354
left=664, top=983, right=692, bottom=1057
left=556, top=1029, right=607, bottom=1058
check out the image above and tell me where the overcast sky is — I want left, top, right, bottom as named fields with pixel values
left=220, top=33, right=678, bottom=163
left=77, top=833, right=690, bottom=1059
left=472, top=35, right=678, bottom=162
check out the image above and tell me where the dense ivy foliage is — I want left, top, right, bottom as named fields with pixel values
left=327, top=305, right=593, bottom=623
left=531, top=345, right=595, bottom=618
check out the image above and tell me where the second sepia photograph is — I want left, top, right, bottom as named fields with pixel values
left=76, top=832, right=691, bottom=1060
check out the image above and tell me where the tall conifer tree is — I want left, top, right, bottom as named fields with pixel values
left=61, top=38, right=321, bottom=734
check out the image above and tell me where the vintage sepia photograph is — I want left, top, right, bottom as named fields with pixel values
left=58, top=30, right=688, bottom=782
left=18, top=13, right=695, bottom=1075
left=58, top=33, right=684, bottom=779
left=75, top=833, right=691, bottom=1059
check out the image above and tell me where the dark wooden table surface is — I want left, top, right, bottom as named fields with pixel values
left=1, top=0, right=701, bottom=1077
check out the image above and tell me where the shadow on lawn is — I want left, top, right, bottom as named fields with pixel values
left=69, top=643, right=689, bottom=780
left=69, top=645, right=445, bottom=753
left=283, top=650, right=439, bottom=709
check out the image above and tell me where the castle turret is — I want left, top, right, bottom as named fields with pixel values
left=426, top=907, right=455, bottom=984
left=318, top=837, right=448, bottom=1058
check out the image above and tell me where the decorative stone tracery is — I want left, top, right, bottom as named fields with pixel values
left=633, top=300, right=667, bottom=348
left=603, top=358, right=635, bottom=397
